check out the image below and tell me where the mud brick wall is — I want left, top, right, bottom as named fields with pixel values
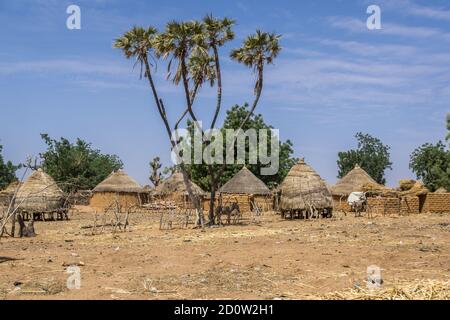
left=90, top=192, right=142, bottom=212
left=423, top=193, right=450, bottom=213
left=400, top=196, right=420, bottom=215
left=332, top=195, right=351, bottom=212
left=368, top=197, right=401, bottom=215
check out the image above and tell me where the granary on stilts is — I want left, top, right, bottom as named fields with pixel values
left=152, top=172, right=205, bottom=209
left=90, top=170, right=144, bottom=212
left=15, top=168, right=67, bottom=220
left=279, top=158, right=333, bottom=219
left=215, top=166, right=272, bottom=213
left=330, top=164, right=384, bottom=212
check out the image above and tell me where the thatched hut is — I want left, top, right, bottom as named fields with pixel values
left=90, top=170, right=144, bottom=212
left=0, top=181, right=22, bottom=206
left=15, top=169, right=65, bottom=214
left=279, top=158, right=333, bottom=218
left=331, top=164, right=385, bottom=211
left=152, top=172, right=205, bottom=209
left=216, top=166, right=272, bottom=212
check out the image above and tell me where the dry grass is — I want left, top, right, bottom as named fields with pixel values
left=310, top=279, right=450, bottom=300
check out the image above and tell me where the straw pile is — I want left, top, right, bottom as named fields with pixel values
left=153, top=172, right=205, bottom=197
left=93, top=170, right=143, bottom=193
left=311, top=279, right=450, bottom=300
left=279, top=158, right=332, bottom=210
left=220, top=167, right=271, bottom=195
left=434, top=187, right=448, bottom=193
left=397, top=181, right=429, bottom=196
left=331, top=164, right=384, bottom=196
left=399, top=179, right=416, bottom=191
left=15, top=169, right=65, bottom=212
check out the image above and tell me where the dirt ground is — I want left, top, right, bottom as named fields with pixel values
left=0, top=207, right=449, bottom=300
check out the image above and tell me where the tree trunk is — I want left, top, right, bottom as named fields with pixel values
left=209, top=182, right=216, bottom=225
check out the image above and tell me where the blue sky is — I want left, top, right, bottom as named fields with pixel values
left=0, top=0, right=449, bottom=187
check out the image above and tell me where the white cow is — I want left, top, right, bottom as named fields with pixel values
left=348, top=192, right=367, bottom=217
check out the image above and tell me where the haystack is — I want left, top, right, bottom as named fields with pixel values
left=152, top=172, right=205, bottom=209
left=279, top=158, right=333, bottom=217
left=434, top=187, right=448, bottom=193
left=90, top=170, right=144, bottom=211
left=218, top=166, right=272, bottom=212
left=398, top=181, right=428, bottom=196
left=15, top=169, right=65, bottom=212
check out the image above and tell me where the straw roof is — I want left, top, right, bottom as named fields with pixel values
left=0, top=181, right=22, bottom=195
left=220, top=167, right=271, bottom=195
left=435, top=187, right=448, bottom=193
left=331, top=164, right=384, bottom=196
left=153, top=172, right=205, bottom=196
left=15, top=169, right=65, bottom=212
left=279, top=158, right=333, bottom=210
left=93, top=170, right=143, bottom=193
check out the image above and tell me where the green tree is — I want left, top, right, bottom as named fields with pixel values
left=149, top=156, right=162, bottom=187
left=36, top=134, right=123, bottom=192
left=446, top=113, right=450, bottom=143
left=409, top=141, right=450, bottom=192
left=337, top=132, right=392, bottom=184
left=186, top=104, right=297, bottom=191
left=0, top=144, right=19, bottom=190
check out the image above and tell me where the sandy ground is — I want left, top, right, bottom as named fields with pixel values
left=0, top=208, right=449, bottom=300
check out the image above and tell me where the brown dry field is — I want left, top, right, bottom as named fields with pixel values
left=0, top=207, right=449, bottom=300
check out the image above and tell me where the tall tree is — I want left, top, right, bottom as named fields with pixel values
left=409, top=141, right=450, bottom=192
left=337, top=132, right=392, bottom=184
left=0, top=144, right=19, bottom=190
left=149, top=156, right=162, bottom=187
left=114, top=16, right=281, bottom=226
left=446, top=113, right=450, bottom=143
left=187, top=104, right=297, bottom=191
left=36, top=134, right=123, bottom=192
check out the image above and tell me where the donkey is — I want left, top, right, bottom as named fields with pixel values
left=216, top=202, right=241, bottom=225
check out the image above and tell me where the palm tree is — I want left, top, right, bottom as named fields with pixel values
left=230, top=30, right=281, bottom=128
left=113, top=26, right=168, bottom=129
left=115, top=25, right=206, bottom=227
left=202, top=15, right=235, bottom=129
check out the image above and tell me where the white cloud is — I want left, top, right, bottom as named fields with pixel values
left=379, top=0, right=450, bottom=21
left=328, top=16, right=450, bottom=41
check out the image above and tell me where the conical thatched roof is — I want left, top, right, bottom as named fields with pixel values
left=153, top=172, right=205, bottom=196
left=220, top=167, right=271, bottom=195
left=15, top=169, right=65, bottom=212
left=435, top=187, right=448, bottom=193
left=280, top=158, right=332, bottom=210
left=93, top=170, right=143, bottom=193
left=0, top=181, right=22, bottom=195
left=331, top=164, right=383, bottom=196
